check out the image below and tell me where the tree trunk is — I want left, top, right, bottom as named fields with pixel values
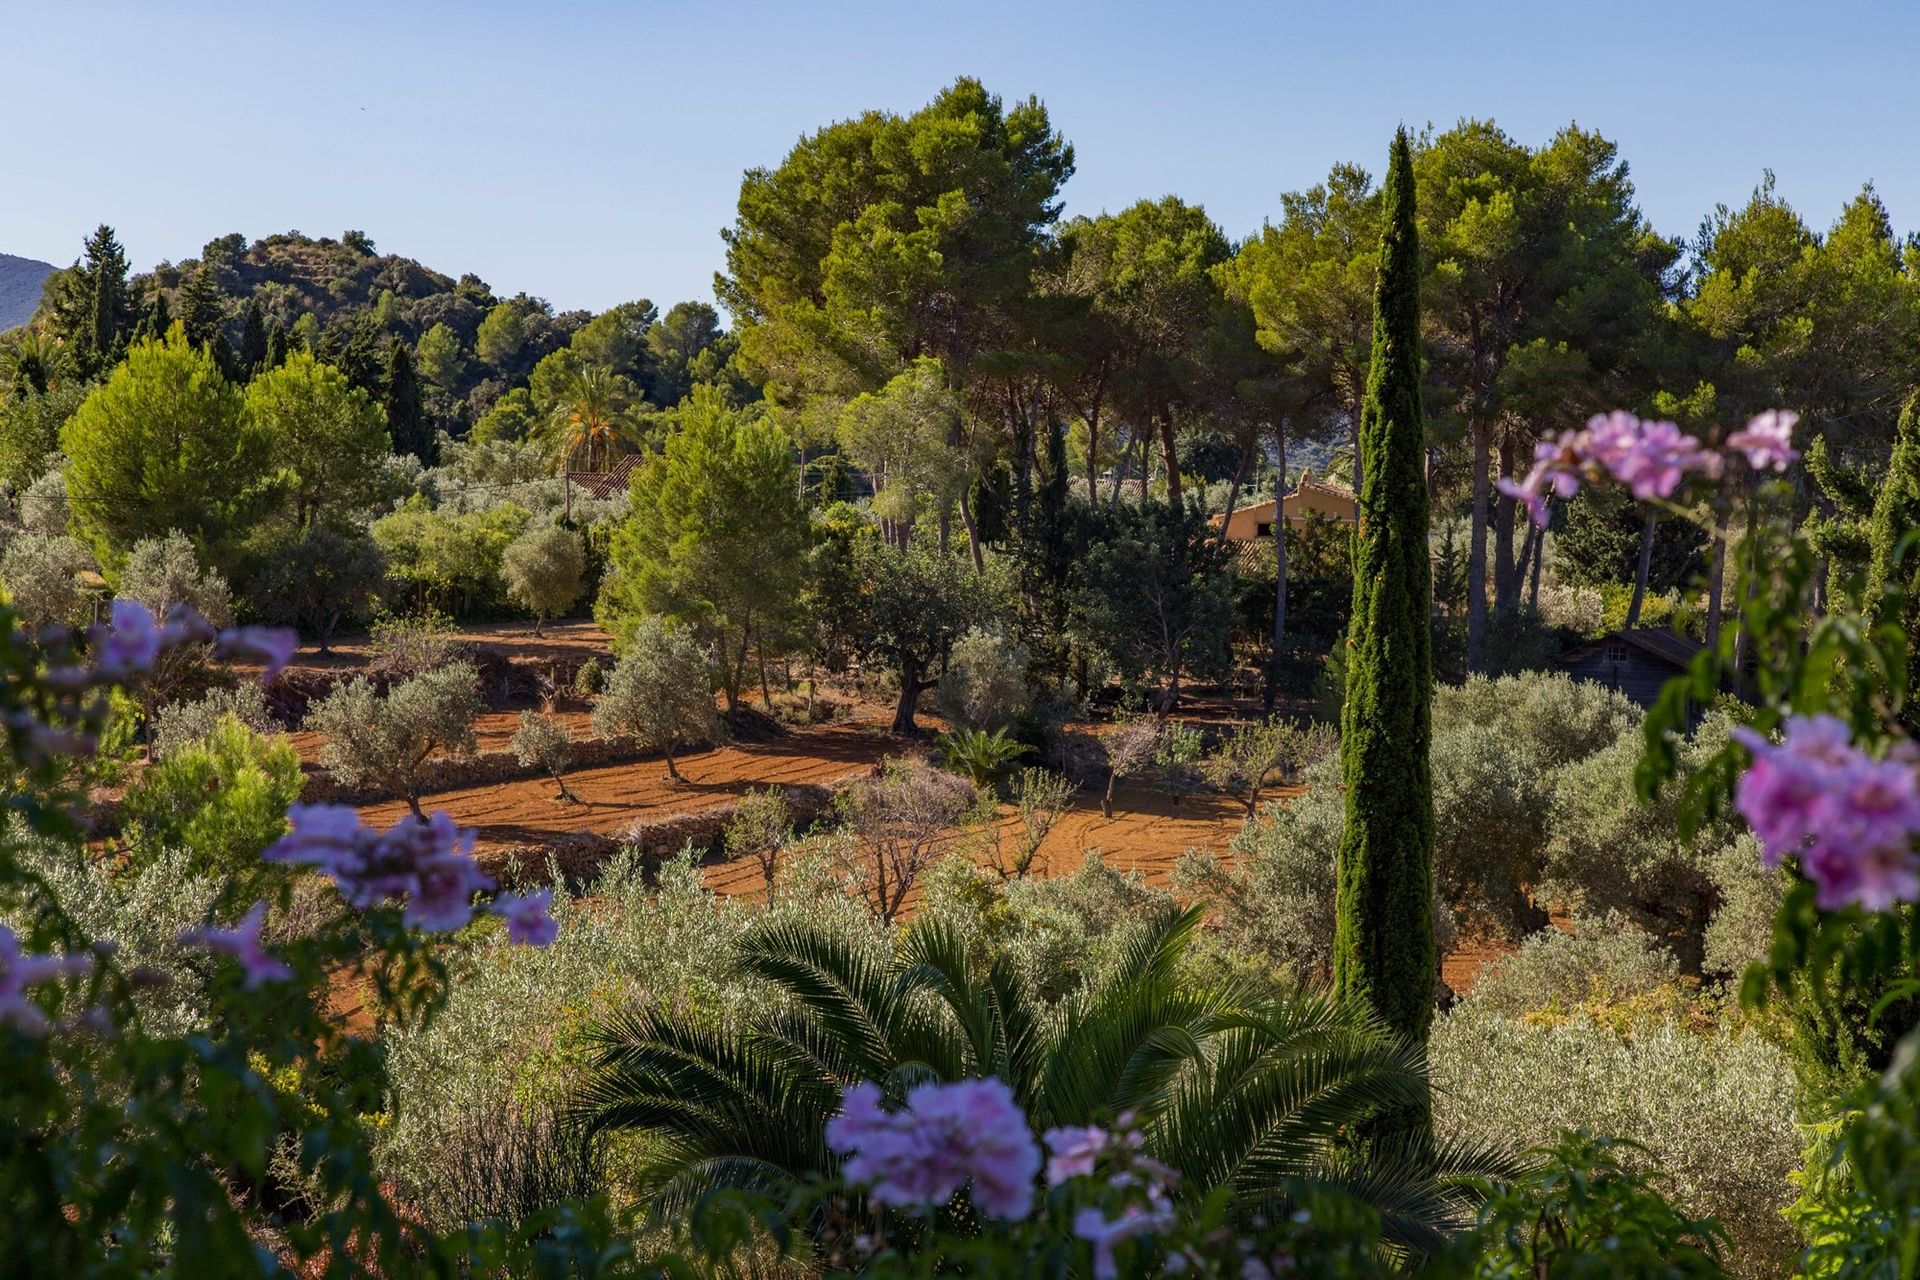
left=663, top=742, right=684, bottom=783
left=1214, top=440, right=1252, bottom=550
left=1266, top=423, right=1290, bottom=713
left=1493, top=437, right=1519, bottom=614
left=1159, top=410, right=1182, bottom=507
left=1103, top=770, right=1118, bottom=819
left=1625, top=513, right=1656, bottom=629
left=1465, top=418, right=1491, bottom=670
left=1704, top=526, right=1728, bottom=655
left=1136, top=429, right=1150, bottom=502
left=758, top=640, right=774, bottom=710
left=1528, top=520, right=1544, bottom=611
left=958, top=487, right=984, bottom=572
left=1085, top=408, right=1101, bottom=508
left=892, top=658, right=924, bottom=734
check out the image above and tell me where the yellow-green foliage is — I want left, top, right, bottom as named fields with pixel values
left=121, top=715, right=302, bottom=873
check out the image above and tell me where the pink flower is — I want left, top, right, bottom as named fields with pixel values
left=1727, top=410, right=1799, bottom=472
left=491, top=889, right=558, bottom=946
left=1610, top=418, right=1721, bottom=501
left=0, top=924, right=93, bottom=1035
left=178, top=901, right=293, bottom=989
left=826, top=1078, right=1040, bottom=1221
left=1736, top=716, right=1920, bottom=912
left=1043, top=1124, right=1109, bottom=1185
left=1074, top=1203, right=1174, bottom=1280
left=92, top=599, right=163, bottom=678
left=265, top=805, right=520, bottom=938
left=267, top=803, right=376, bottom=875
left=158, top=604, right=215, bottom=648
left=217, top=626, right=300, bottom=682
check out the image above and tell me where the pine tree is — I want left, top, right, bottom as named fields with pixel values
left=1868, top=396, right=1920, bottom=733
left=1334, top=131, right=1436, bottom=1062
left=383, top=340, right=432, bottom=463
left=137, top=286, right=172, bottom=344
left=176, top=266, right=226, bottom=352
left=238, top=299, right=269, bottom=379
left=264, top=320, right=289, bottom=371
left=82, top=225, right=131, bottom=371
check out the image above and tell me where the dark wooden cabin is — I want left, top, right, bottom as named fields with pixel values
left=1557, top=628, right=1702, bottom=709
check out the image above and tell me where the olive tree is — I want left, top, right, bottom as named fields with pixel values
left=501, top=523, right=586, bottom=634
left=723, top=786, right=791, bottom=901
left=510, top=709, right=578, bottom=803
left=305, top=663, right=482, bottom=817
left=832, top=758, right=975, bottom=922
left=935, top=624, right=1030, bottom=730
left=590, top=616, right=720, bottom=782
left=246, top=528, right=386, bottom=654
left=1201, top=718, right=1338, bottom=816
left=1, top=533, right=96, bottom=630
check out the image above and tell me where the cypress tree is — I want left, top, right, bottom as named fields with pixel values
left=177, top=266, right=226, bottom=352
left=138, top=287, right=172, bottom=344
left=1868, top=396, right=1920, bottom=733
left=265, top=320, right=289, bottom=371
left=1334, top=130, right=1435, bottom=1057
left=238, top=299, right=269, bottom=379
left=82, top=225, right=130, bottom=370
left=383, top=340, right=433, bottom=463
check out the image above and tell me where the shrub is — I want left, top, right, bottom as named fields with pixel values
left=1460, top=916, right=1684, bottom=1022
left=938, top=725, right=1030, bottom=788
left=305, top=663, right=482, bottom=816
left=590, top=616, right=720, bottom=782
left=18, top=466, right=68, bottom=536
left=391, top=1102, right=600, bottom=1233
left=120, top=717, right=303, bottom=874
left=1432, top=1009, right=1800, bottom=1276
left=570, top=656, right=604, bottom=697
left=500, top=522, right=586, bottom=633
left=1099, top=716, right=1161, bottom=818
left=509, top=709, right=577, bottom=802
left=368, top=607, right=458, bottom=679
left=832, top=759, right=976, bottom=922
left=119, top=530, right=233, bottom=627
left=1541, top=713, right=1745, bottom=970
left=723, top=787, right=791, bottom=898
left=246, top=527, right=385, bottom=653
left=935, top=624, right=1030, bottom=729
left=980, top=766, right=1076, bottom=881
left=0, top=533, right=95, bottom=630
left=150, top=682, right=276, bottom=759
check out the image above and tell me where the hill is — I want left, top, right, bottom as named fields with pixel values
left=0, top=253, right=56, bottom=331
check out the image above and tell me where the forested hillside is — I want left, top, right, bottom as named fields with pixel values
left=0, top=252, right=54, bottom=330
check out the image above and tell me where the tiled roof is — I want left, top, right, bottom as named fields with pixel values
left=565, top=454, right=640, bottom=499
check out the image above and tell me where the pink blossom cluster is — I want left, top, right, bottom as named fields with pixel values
left=1733, top=715, right=1920, bottom=911
left=0, top=924, right=94, bottom=1034
left=178, top=902, right=292, bottom=989
left=1497, top=410, right=1798, bottom=528
left=1048, top=1115, right=1180, bottom=1280
left=90, top=597, right=299, bottom=684
left=265, top=804, right=555, bottom=942
left=825, top=1078, right=1042, bottom=1220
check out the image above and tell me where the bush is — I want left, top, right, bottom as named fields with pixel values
left=119, top=530, right=233, bottom=627
left=1460, top=916, right=1684, bottom=1022
left=368, top=607, right=459, bottom=679
left=590, top=615, right=720, bottom=782
left=18, top=467, right=68, bottom=536
left=120, top=717, right=303, bottom=874
left=391, top=1102, right=600, bottom=1233
left=305, top=663, right=482, bottom=815
left=936, top=624, right=1030, bottom=730
left=150, top=682, right=276, bottom=759
left=1432, top=1008, right=1800, bottom=1276
left=509, top=709, right=577, bottom=802
left=722, top=787, right=791, bottom=898
left=831, top=759, right=976, bottom=922
left=246, top=527, right=385, bottom=652
left=0, top=533, right=96, bottom=630
left=1541, top=712, right=1746, bottom=970
left=570, top=656, right=604, bottom=697
left=500, top=522, right=586, bottom=632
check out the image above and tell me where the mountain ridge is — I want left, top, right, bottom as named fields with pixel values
left=0, top=253, right=56, bottom=331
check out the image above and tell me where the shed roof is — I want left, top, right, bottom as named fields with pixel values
left=1559, top=627, right=1702, bottom=670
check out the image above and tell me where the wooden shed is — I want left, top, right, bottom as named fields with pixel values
left=1557, top=627, right=1702, bottom=709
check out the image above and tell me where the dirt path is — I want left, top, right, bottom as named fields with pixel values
left=354, top=721, right=899, bottom=854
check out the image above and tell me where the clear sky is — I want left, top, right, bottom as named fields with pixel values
left=4, top=0, right=1915, bottom=316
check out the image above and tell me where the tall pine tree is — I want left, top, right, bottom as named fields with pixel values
left=1334, top=130, right=1435, bottom=1060
left=238, top=299, right=269, bottom=379
left=383, top=340, right=432, bottom=463
left=83, top=225, right=131, bottom=371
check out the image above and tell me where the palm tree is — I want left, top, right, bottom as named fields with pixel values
left=573, top=906, right=1510, bottom=1253
left=547, top=365, right=637, bottom=473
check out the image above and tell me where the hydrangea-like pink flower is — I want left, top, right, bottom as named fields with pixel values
left=1727, top=410, right=1800, bottom=471
left=1502, top=412, right=1725, bottom=528
left=1043, top=1124, right=1108, bottom=1185
left=92, top=599, right=163, bottom=678
left=1735, top=716, right=1920, bottom=911
left=216, top=626, right=300, bottom=682
left=825, top=1078, right=1041, bottom=1221
left=264, top=805, right=513, bottom=936
left=1074, top=1203, right=1175, bottom=1280
left=492, top=889, right=558, bottom=946
left=0, top=924, right=93, bottom=1034
left=178, top=901, right=293, bottom=989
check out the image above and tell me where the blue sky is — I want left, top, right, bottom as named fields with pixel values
left=4, top=0, right=1915, bottom=315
